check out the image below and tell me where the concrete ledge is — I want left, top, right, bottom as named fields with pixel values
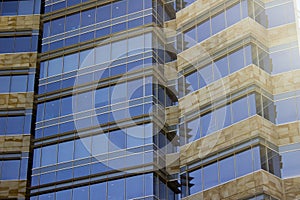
left=182, top=171, right=283, bottom=200
left=0, top=15, right=40, bottom=31
left=179, top=115, right=277, bottom=165
left=0, top=180, right=27, bottom=199
left=0, top=93, right=34, bottom=110
left=0, top=135, right=31, bottom=152
left=0, top=53, right=38, bottom=69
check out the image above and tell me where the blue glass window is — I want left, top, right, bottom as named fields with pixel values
left=112, top=1, right=127, bottom=18
left=1, top=160, right=20, bottom=180
left=96, top=4, right=111, bottom=22
left=58, top=141, right=74, bottom=163
left=90, top=182, right=106, bottom=200
left=107, top=179, right=125, bottom=200
left=66, top=13, right=80, bottom=32
left=236, top=149, right=253, bottom=177
left=203, top=162, right=218, bottom=190
left=126, top=175, right=144, bottom=199
left=188, top=168, right=202, bottom=195
left=219, top=156, right=235, bottom=183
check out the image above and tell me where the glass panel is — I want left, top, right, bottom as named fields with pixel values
left=226, top=2, right=241, bottom=27
left=109, top=129, right=126, bottom=151
left=203, top=162, right=218, bottom=190
left=127, top=125, right=144, bottom=148
left=185, top=71, right=198, bottom=95
left=58, top=141, right=74, bottom=162
left=74, top=137, right=91, bottom=159
left=81, top=9, right=95, bottom=27
left=6, top=116, right=24, bottom=135
left=92, top=133, right=108, bottom=155
left=229, top=48, right=244, bottom=73
left=0, top=76, right=10, bottom=93
left=235, top=148, right=253, bottom=177
left=11, top=75, right=27, bottom=92
left=90, top=182, right=106, bottom=200
left=214, top=55, right=229, bottom=79
left=188, top=168, right=202, bottom=195
left=72, top=186, right=89, bottom=200
left=65, top=13, right=80, bottom=32
left=45, top=99, right=60, bottom=120
left=197, top=19, right=210, bottom=43
left=108, top=179, right=125, bottom=200
left=48, top=57, right=63, bottom=76
left=41, top=145, right=57, bottom=166
left=275, top=98, right=297, bottom=124
left=1, top=160, right=20, bottom=180
left=211, top=12, right=225, bottom=35
left=112, top=1, right=127, bottom=18
left=126, top=175, right=144, bottom=199
left=219, top=156, right=235, bottom=183
left=232, top=96, right=248, bottom=123
left=282, top=150, right=300, bottom=178
left=186, top=118, right=200, bottom=143
left=96, top=4, right=111, bottom=22
left=183, top=27, right=196, bottom=50
left=51, top=17, right=65, bottom=35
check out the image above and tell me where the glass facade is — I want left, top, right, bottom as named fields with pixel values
left=0, top=0, right=299, bottom=199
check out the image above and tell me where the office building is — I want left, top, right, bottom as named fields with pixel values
left=0, top=0, right=300, bottom=199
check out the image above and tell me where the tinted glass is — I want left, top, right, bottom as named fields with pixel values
left=203, top=162, right=218, bottom=190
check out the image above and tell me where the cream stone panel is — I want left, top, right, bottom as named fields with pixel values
left=0, top=53, right=38, bottom=69
left=0, top=93, right=34, bottom=110
left=0, top=15, right=40, bottom=31
left=0, top=135, right=31, bottom=152
left=182, top=171, right=283, bottom=200
left=0, top=180, right=27, bottom=199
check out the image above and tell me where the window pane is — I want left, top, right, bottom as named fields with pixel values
left=58, top=141, right=74, bottom=162
left=81, top=9, right=95, bottom=27
left=15, top=36, right=31, bottom=52
left=92, top=134, right=108, bottom=155
left=226, top=3, right=241, bottom=27
left=1, top=160, right=20, bottom=180
left=41, top=144, right=57, bottom=166
left=236, top=149, right=253, bottom=177
left=61, top=96, right=73, bottom=116
left=64, top=52, right=79, bottom=72
left=6, top=116, right=24, bottom=135
left=0, top=76, right=10, bottom=93
left=203, top=162, right=218, bottom=190
left=229, top=48, right=244, bottom=73
left=219, top=156, right=235, bottom=183
left=127, top=125, right=144, bottom=148
left=90, top=182, right=106, bottom=200
left=1, top=1, right=18, bottom=16
left=51, top=17, right=65, bottom=35
left=56, top=189, right=72, bottom=200
left=232, top=96, right=248, bottom=123
left=108, top=179, right=125, bottom=200
left=74, top=137, right=91, bottom=159
left=183, top=27, right=196, bottom=50
left=72, top=186, right=89, bottom=200
left=128, top=79, right=144, bottom=100
left=112, top=1, right=127, bottom=18
left=95, top=44, right=111, bottom=64
left=45, top=99, right=60, bottom=119
left=185, top=71, right=198, bottom=95
left=110, top=83, right=127, bottom=104
left=282, top=150, right=300, bottom=178
left=188, top=168, right=202, bottom=195
left=95, top=87, right=109, bottom=107
left=186, top=118, right=200, bottom=143
left=214, top=55, right=229, bottom=79
left=126, top=175, right=144, bottom=199
left=48, top=57, right=63, bottom=76
left=96, top=4, right=111, bottom=22
left=109, top=129, right=126, bottom=151
left=275, top=98, right=297, bottom=124
left=66, top=13, right=80, bottom=32
left=197, top=19, right=210, bottom=43
left=11, top=75, right=27, bottom=92
left=211, top=12, right=225, bottom=35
